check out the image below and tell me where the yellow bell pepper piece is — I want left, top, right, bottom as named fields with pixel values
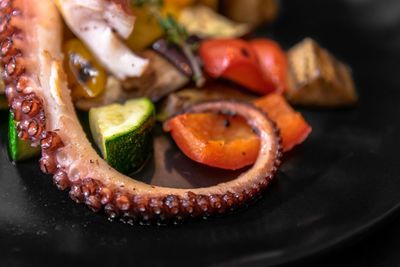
left=164, top=0, right=196, bottom=8
left=126, top=5, right=164, bottom=52
left=63, top=39, right=107, bottom=101
left=126, top=1, right=192, bottom=52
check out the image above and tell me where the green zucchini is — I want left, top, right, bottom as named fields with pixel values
left=8, top=112, right=41, bottom=162
left=89, top=98, right=155, bottom=175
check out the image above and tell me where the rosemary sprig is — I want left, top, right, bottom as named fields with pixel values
left=157, top=14, right=188, bottom=45
left=131, top=0, right=205, bottom=87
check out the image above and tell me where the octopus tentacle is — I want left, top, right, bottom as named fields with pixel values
left=2, top=0, right=282, bottom=223
left=2, top=0, right=54, bottom=148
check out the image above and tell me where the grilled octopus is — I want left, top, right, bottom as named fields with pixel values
left=2, top=0, right=282, bottom=223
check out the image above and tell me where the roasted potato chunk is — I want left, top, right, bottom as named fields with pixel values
left=220, top=0, right=279, bottom=26
left=179, top=6, right=250, bottom=38
left=286, top=38, right=357, bottom=107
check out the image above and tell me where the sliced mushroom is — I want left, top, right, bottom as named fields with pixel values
left=122, top=50, right=190, bottom=102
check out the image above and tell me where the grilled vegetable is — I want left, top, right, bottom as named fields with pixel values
left=286, top=38, right=357, bottom=106
left=75, top=76, right=126, bottom=111
left=220, top=0, right=279, bottom=26
left=165, top=0, right=196, bottom=8
left=126, top=4, right=165, bottom=51
left=122, top=49, right=190, bottom=102
left=249, top=39, right=288, bottom=94
left=199, top=38, right=281, bottom=95
left=197, top=37, right=288, bottom=97
left=253, top=94, right=311, bottom=152
left=164, top=112, right=260, bottom=170
left=152, top=38, right=195, bottom=77
left=127, top=0, right=196, bottom=51
left=63, top=38, right=107, bottom=101
left=179, top=6, right=250, bottom=38
left=89, top=98, right=155, bottom=175
left=163, top=93, right=310, bottom=169
left=157, top=82, right=256, bottom=121
left=8, top=112, right=40, bottom=162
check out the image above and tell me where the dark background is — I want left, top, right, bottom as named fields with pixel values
left=295, top=212, right=400, bottom=267
left=278, top=0, right=400, bottom=266
left=1, top=0, right=400, bottom=266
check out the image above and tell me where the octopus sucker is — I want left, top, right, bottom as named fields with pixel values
left=2, top=0, right=282, bottom=223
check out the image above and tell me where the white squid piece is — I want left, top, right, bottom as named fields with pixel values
left=55, top=0, right=149, bottom=80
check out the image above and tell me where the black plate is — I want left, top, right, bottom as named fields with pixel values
left=1, top=0, right=400, bottom=266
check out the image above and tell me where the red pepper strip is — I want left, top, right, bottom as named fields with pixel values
left=249, top=39, right=288, bottom=94
left=199, top=38, right=276, bottom=95
left=253, top=93, right=311, bottom=152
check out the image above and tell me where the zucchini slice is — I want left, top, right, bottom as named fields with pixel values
left=89, top=98, right=155, bottom=175
left=8, top=112, right=41, bottom=162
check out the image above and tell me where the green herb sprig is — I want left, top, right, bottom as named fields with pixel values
left=131, top=0, right=205, bottom=87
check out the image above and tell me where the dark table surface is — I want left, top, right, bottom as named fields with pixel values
left=282, top=1, right=400, bottom=266
left=286, top=212, right=400, bottom=267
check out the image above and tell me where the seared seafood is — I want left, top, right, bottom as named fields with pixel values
left=2, top=0, right=281, bottom=222
left=55, top=0, right=148, bottom=80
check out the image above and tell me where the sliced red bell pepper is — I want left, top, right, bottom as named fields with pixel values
left=249, top=39, right=288, bottom=94
left=199, top=38, right=289, bottom=95
left=163, top=113, right=260, bottom=170
left=199, top=38, right=276, bottom=95
left=253, top=94, right=311, bottom=152
left=164, top=94, right=311, bottom=170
